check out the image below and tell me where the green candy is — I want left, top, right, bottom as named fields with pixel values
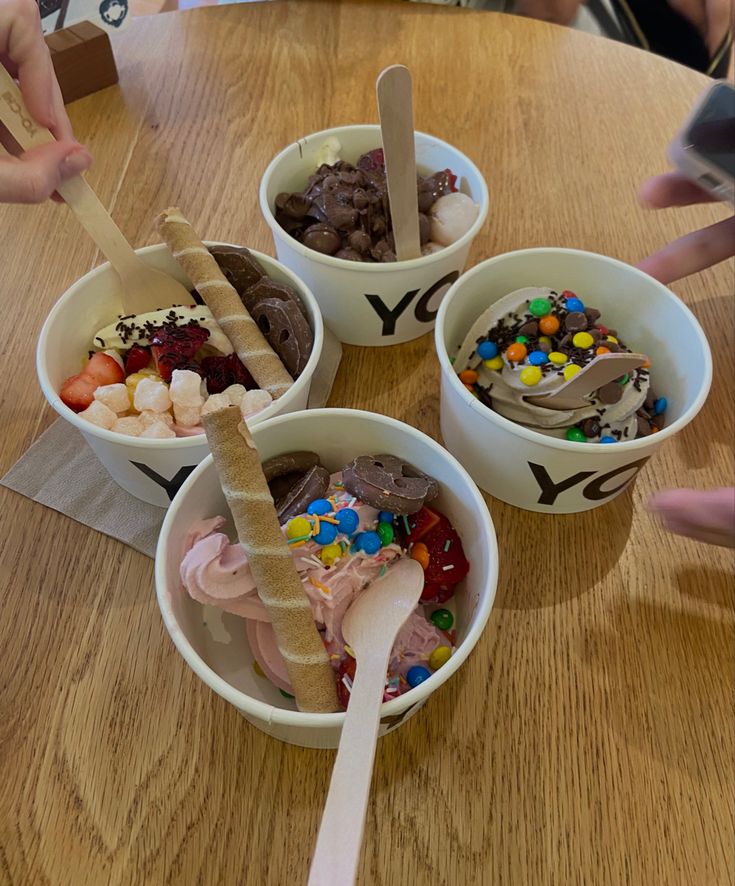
left=279, top=688, right=294, bottom=699
left=529, top=297, right=552, bottom=318
left=617, top=373, right=629, bottom=385
left=515, top=335, right=529, bottom=344
left=376, top=521, right=394, bottom=546
left=431, top=608, right=454, bottom=631
left=565, top=426, right=587, bottom=443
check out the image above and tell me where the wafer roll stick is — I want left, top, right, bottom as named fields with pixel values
left=203, top=405, right=339, bottom=713
left=156, top=208, right=293, bottom=399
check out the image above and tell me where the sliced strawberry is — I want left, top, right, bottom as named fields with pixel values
left=124, top=344, right=150, bottom=374
left=84, top=352, right=124, bottom=386
left=444, top=168, right=458, bottom=192
left=335, top=656, right=356, bottom=710
left=200, top=353, right=255, bottom=394
left=60, top=374, right=97, bottom=412
left=405, top=506, right=441, bottom=544
left=150, top=322, right=209, bottom=383
left=357, top=148, right=384, bottom=171
left=422, top=518, right=469, bottom=587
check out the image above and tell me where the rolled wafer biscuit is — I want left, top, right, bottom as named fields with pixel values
left=156, top=208, right=294, bottom=399
left=202, top=405, right=339, bottom=713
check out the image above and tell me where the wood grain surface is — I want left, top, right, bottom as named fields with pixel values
left=0, top=2, right=733, bottom=884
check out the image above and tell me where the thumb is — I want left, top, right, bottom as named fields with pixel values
left=0, top=141, right=92, bottom=204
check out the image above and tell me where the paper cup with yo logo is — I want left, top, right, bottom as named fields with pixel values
left=259, top=124, right=489, bottom=347
left=435, top=248, right=712, bottom=513
left=36, top=244, right=324, bottom=508
left=155, top=408, right=498, bottom=749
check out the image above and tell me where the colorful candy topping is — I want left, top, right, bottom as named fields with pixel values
left=430, top=608, right=454, bottom=631
left=406, top=665, right=432, bottom=688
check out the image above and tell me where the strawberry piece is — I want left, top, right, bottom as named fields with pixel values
left=84, top=352, right=124, bottom=386
left=357, top=148, right=385, bottom=171
left=124, top=344, right=150, bottom=374
left=419, top=583, right=455, bottom=605
left=200, top=353, right=255, bottom=394
left=335, top=656, right=356, bottom=710
left=422, top=516, right=469, bottom=587
left=405, top=506, right=441, bottom=544
left=150, top=322, right=209, bottom=382
left=60, top=374, right=97, bottom=412
left=444, top=168, right=458, bottom=192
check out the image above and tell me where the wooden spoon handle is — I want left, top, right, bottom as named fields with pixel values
left=308, top=657, right=389, bottom=886
left=0, top=64, right=142, bottom=279
left=376, top=65, right=421, bottom=261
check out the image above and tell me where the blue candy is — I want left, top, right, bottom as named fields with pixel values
left=477, top=340, right=498, bottom=360
left=355, top=531, right=381, bottom=555
left=406, top=665, right=432, bottom=688
left=313, top=522, right=338, bottom=545
left=565, top=297, right=585, bottom=313
left=307, top=498, right=332, bottom=516
left=336, top=508, right=359, bottom=535
left=528, top=350, right=549, bottom=366
left=600, top=436, right=617, bottom=444
left=653, top=397, right=667, bottom=416
left=378, top=511, right=394, bottom=524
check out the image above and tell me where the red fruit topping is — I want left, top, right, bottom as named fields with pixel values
left=59, top=374, right=97, bottom=412
left=84, top=352, right=125, bottom=386
left=124, top=344, right=151, bottom=374
left=405, top=506, right=441, bottom=544
left=200, top=353, right=255, bottom=394
left=444, top=168, right=458, bottom=192
left=422, top=516, right=469, bottom=588
left=419, top=583, right=455, bottom=605
left=357, top=148, right=385, bottom=171
left=149, top=322, right=209, bottom=382
left=335, top=655, right=357, bottom=710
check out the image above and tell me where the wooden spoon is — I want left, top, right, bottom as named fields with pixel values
left=0, top=65, right=192, bottom=315
left=525, top=352, right=648, bottom=410
left=376, top=65, right=422, bottom=261
left=308, top=558, right=425, bottom=886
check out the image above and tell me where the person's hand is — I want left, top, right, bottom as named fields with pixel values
left=0, top=0, right=92, bottom=203
left=636, top=172, right=735, bottom=283
left=667, top=0, right=732, bottom=56
left=648, top=488, right=735, bottom=547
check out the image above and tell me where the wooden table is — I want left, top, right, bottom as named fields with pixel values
left=1, top=2, right=733, bottom=883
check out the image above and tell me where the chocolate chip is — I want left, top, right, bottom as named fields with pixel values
left=335, top=248, right=363, bottom=261
left=564, top=311, right=588, bottom=333
left=597, top=382, right=623, bottom=404
left=302, top=223, right=341, bottom=255
left=519, top=321, right=539, bottom=338
left=584, top=307, right=601, bottom=323
left=348, top=230, right=372, bottom=254
left=537, top=341, right=551, bottom=354
left=582, top=418, right=601, bottom=438
left=605, top=341, right=620, bottom=353
left=636, top=415, right=653, bottom=437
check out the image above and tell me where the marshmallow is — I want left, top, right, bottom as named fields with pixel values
left=223, top=384, right=247, bottom=408
left=140, top=422, right=177, bottom=439
left=173, top=404, right=201, bottom=428
left=201, top=393, right=231, bottom=416
left=241, top=388, right=272, bottom=418
left=139, top=410, right=174, bottom=428
left=429, top=192, right=478, bottom=247
left=133, top=378, right=171, bottom=413
left=111, top=416, right=144, bottom=437
left=170, top=369, right=204, bottom=407
left=79, top=400, right=117, bottom=430
left=94, top=383, right=130, bottom=414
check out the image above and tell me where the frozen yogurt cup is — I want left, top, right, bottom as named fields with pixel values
left=37, top=244, right=324, bottom=507
left=260, top=125, right=489, bottom=346
left=155, top=408, right=498, bottom=748
left=436, top=248, right=712, bottom=513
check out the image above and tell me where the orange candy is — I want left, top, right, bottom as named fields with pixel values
left=410, top=542, right=430, bottom=570
left=459, top=369, right=479, bottom=385
left=641, top=360, right=651, bottom=369
left=596, top=346, right=611, bottom=356
left=506, top=343, right=528, bottom=363
left=538, top=315, right=560, bottom=335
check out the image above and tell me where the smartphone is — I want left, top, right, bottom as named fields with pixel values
left=668, top=80, right=735, bottom=205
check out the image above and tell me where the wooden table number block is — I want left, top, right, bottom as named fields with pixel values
left=45, top=21, right=119, bottom=104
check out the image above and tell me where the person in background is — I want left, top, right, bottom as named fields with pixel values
left=639, top=171, right=735, bottom=548
left=0, top=0, right=92, bottom=203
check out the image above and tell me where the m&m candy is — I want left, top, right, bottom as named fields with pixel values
left=596, top=346, right=610, bottom=356
left=406, top=665, right=431, bottom=688
left=565, top=426, right=587, bottom=443
left=654, top=397, right=667, bottom=415
left=410, top=542, right=430, bottom=569
left=355, top=531, right=381, bottom=554
left=286, top=516, right=311, bottom=539
left=477, top=340, right=498, bottom=360
left=538, top=335, right=552, bottom=346
left=376, top=522, right=394, bottom=547
left=549, top=351, right=568, bottom=365
left=320, top=543, right=342, bottom=566
left=430, top=609, right=454, bottom=631
left=529, top=297, right=552, bottom=317
left=313, top=522, right=338, bottom=545
left=617, top=373, right=629, bottom=385
left=378, top=511, right=394, bottom=524
left=565, top=296, right=585, bottom=313
left=484, top=356, right=504, bottom=371
left=606, top=335, right=619, bottom=344
left=506, top=343, right=527, bottom=363
left=459, top=369, right=478, bottom=385
left=336, top=508, right=359, bottom=534
left=429, top=646, right=452, bottom=670
left=307, top=498, right=332, bottom=516
left=515, top=335, right=529, bottom=344
left=528, top=350, right=549, bottom=366
left=520, top=366, right=542, bottom=386
left=572, top=332, right=594, bottom=349
left=600, top=436, right=617, bottom=444
left=563, top=364, right=582, bottom=381
left=539, top=315, right=560, bottom=335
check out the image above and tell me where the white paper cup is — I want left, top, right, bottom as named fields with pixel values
left=436, top=248, right=712, bottom=513
left=259, top=125, right=489, bottom=346
left=36, top=244, right=324, bottom=508
left=155, top=408, right=498, bottom=748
